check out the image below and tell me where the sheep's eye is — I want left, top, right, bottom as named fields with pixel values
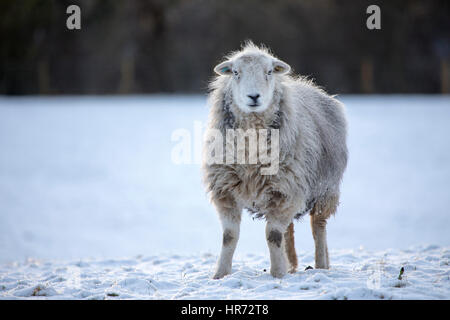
left=268, top=70, right=273, bottom=75
left=233, top=70, right=239, bottom=76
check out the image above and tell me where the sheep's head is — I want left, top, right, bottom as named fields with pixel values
left=214, top=45, right=291, bottom=113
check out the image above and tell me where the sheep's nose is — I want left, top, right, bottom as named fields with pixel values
left=247, top=94, right=260, bottom=103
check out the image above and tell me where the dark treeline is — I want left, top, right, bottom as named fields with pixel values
left=1, top=0, right=449, bottom=95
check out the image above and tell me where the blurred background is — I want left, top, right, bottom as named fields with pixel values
left=1, top=0, right=449, bottom=95
left=0, top=0, right=449, bottom=263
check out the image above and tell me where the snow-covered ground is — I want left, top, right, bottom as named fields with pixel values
left=0, top=245, right=449, bottom=299
left=0, top=95, right=449, bottom=299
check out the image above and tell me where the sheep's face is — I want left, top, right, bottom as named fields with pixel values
left=214, top=54, right=290, bottom=113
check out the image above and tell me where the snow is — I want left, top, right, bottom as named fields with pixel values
left=0, top=94, right=449, bottom=299
left=1, top=246, right=448, bottom=299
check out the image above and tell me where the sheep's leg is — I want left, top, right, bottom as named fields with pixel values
left=311, top=213, right=329, bottom=269
left=213, top=214, right=241, bottom=279
left=265, top=221, right=289, bottom=278
left=284, top=222, right=298, bottom=273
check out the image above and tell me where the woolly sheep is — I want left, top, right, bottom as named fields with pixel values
left=202, top=41, right=348, bottom=279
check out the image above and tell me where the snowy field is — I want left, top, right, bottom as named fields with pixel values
left=0, top=95, right=449, bottom=299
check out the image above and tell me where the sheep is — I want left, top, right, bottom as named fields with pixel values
left=202, top=41, right=348, bottom=279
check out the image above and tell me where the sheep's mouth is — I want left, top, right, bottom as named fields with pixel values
left=248, top=103, right=260, bottom=107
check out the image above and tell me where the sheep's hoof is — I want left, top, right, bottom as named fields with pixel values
left=212, top=269, right=231, bottom=279
left=288, top=267, right=297, bottom=274
left=270, top=268, right=287, bottom=278
left=212, top=272, right=228, bottom=279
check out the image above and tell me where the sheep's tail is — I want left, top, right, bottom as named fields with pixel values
left=284, top=222, right=298, bottom=273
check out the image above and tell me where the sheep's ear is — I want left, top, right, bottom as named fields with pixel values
left=273, top=59, right=291, bottom=75
left=214, top=61, right=233, bottom=75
